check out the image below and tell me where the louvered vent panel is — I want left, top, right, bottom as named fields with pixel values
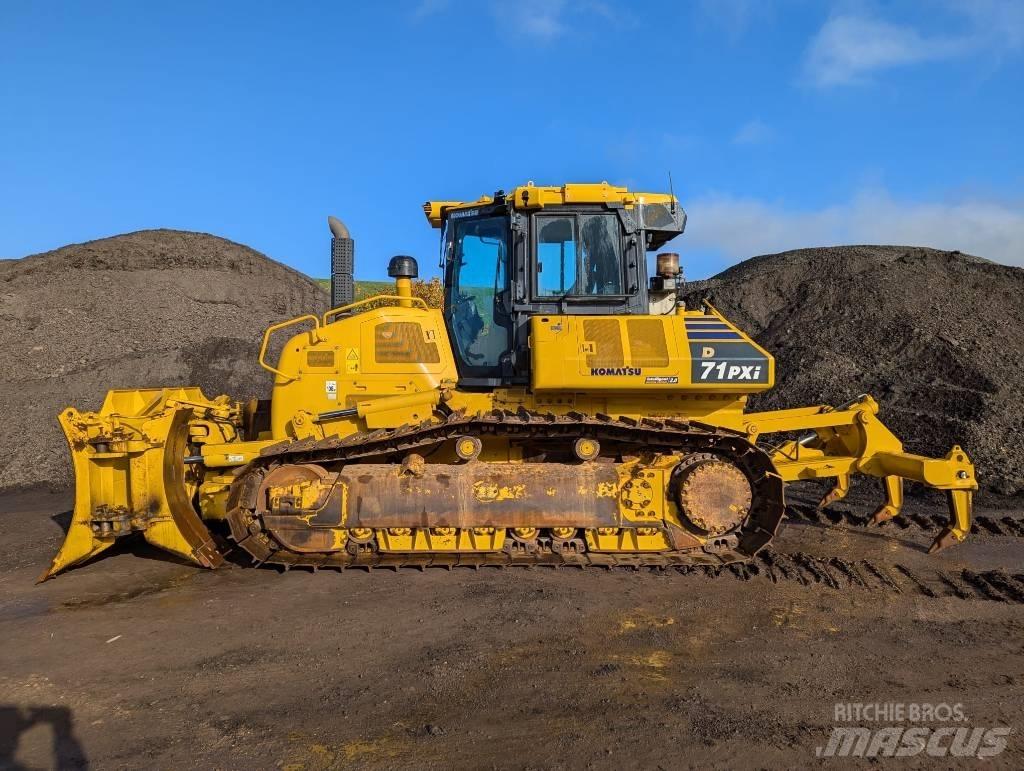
left=627, top=319, right=669, bottom=367
left=583, top=319, right=625, bottom=368
left=374, top=322, right=441, bottom=364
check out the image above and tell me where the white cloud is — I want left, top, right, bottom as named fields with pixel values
left=684, top=190, right=1024, bottom=266
left=804, top=15, right=965, bottom=86
left=803, top=2, right=1023, bottom=87
left=732, top=119, right=772, bottom=145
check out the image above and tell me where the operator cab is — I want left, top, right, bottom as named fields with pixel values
left=428, top=182, right=686, bottom=387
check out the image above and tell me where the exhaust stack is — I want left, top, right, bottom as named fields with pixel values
left=328, top=215, right=354, bottom=308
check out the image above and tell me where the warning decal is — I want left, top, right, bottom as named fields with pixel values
left=345, top=347, right=360, bottom=374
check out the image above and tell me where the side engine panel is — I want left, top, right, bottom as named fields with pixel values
left=530, top=312, right=774, bottom=393
left=270, top=307, right=458, bottom=438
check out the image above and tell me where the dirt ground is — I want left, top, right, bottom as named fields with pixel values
left=2, top=484, right=1021, bottom=770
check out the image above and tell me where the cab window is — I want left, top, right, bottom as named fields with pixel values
left=446, top=216, right=510, bottom=373
left=535, top=213, right=623, bottom=297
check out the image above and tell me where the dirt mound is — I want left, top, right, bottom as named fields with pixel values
left=683, top=245, right=1024, bottom=496
left=0, top=229, right=328, bottom=492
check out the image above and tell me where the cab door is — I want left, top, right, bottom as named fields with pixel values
left=443, top=214, right=513, bottom=387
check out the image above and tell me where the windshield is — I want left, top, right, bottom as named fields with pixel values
left=445, top=215, right=510, bottom=375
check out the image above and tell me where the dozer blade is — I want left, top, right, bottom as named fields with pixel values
left=42, top=390, right=226, bottom=581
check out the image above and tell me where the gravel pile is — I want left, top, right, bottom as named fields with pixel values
left=0, top=229, right=328, bottom=492
left=683, top=245, right=1024, bottom=496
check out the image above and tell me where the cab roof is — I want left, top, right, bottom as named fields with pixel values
left=423, top=182, right=680, bottom=228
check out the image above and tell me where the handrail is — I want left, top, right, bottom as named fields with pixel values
left=700, top=300, right=726, bottom=319
left=258, top=314, right=321, bottom=382
left=324, top=295, right=429, bottom=325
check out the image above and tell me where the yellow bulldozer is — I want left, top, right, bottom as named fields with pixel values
left=44, top=182, right=977, bottom=580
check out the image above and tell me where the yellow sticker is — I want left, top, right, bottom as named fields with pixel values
left=345, top=347, right=360, bottom=374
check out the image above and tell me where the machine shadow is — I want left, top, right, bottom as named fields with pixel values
left=0, top=705, right=89, bottom=770
left=45, top=531, right=204, bottom=579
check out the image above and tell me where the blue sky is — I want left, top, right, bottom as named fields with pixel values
left=1, top=1, right=1021, bottom=280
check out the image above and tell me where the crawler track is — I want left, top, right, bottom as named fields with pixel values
left=225, top=409, right=785, bottom=570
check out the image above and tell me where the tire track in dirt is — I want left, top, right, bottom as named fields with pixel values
left=785, top=503, right=1024, bottom=538
left=737, top=550, right=1024, bottom=605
